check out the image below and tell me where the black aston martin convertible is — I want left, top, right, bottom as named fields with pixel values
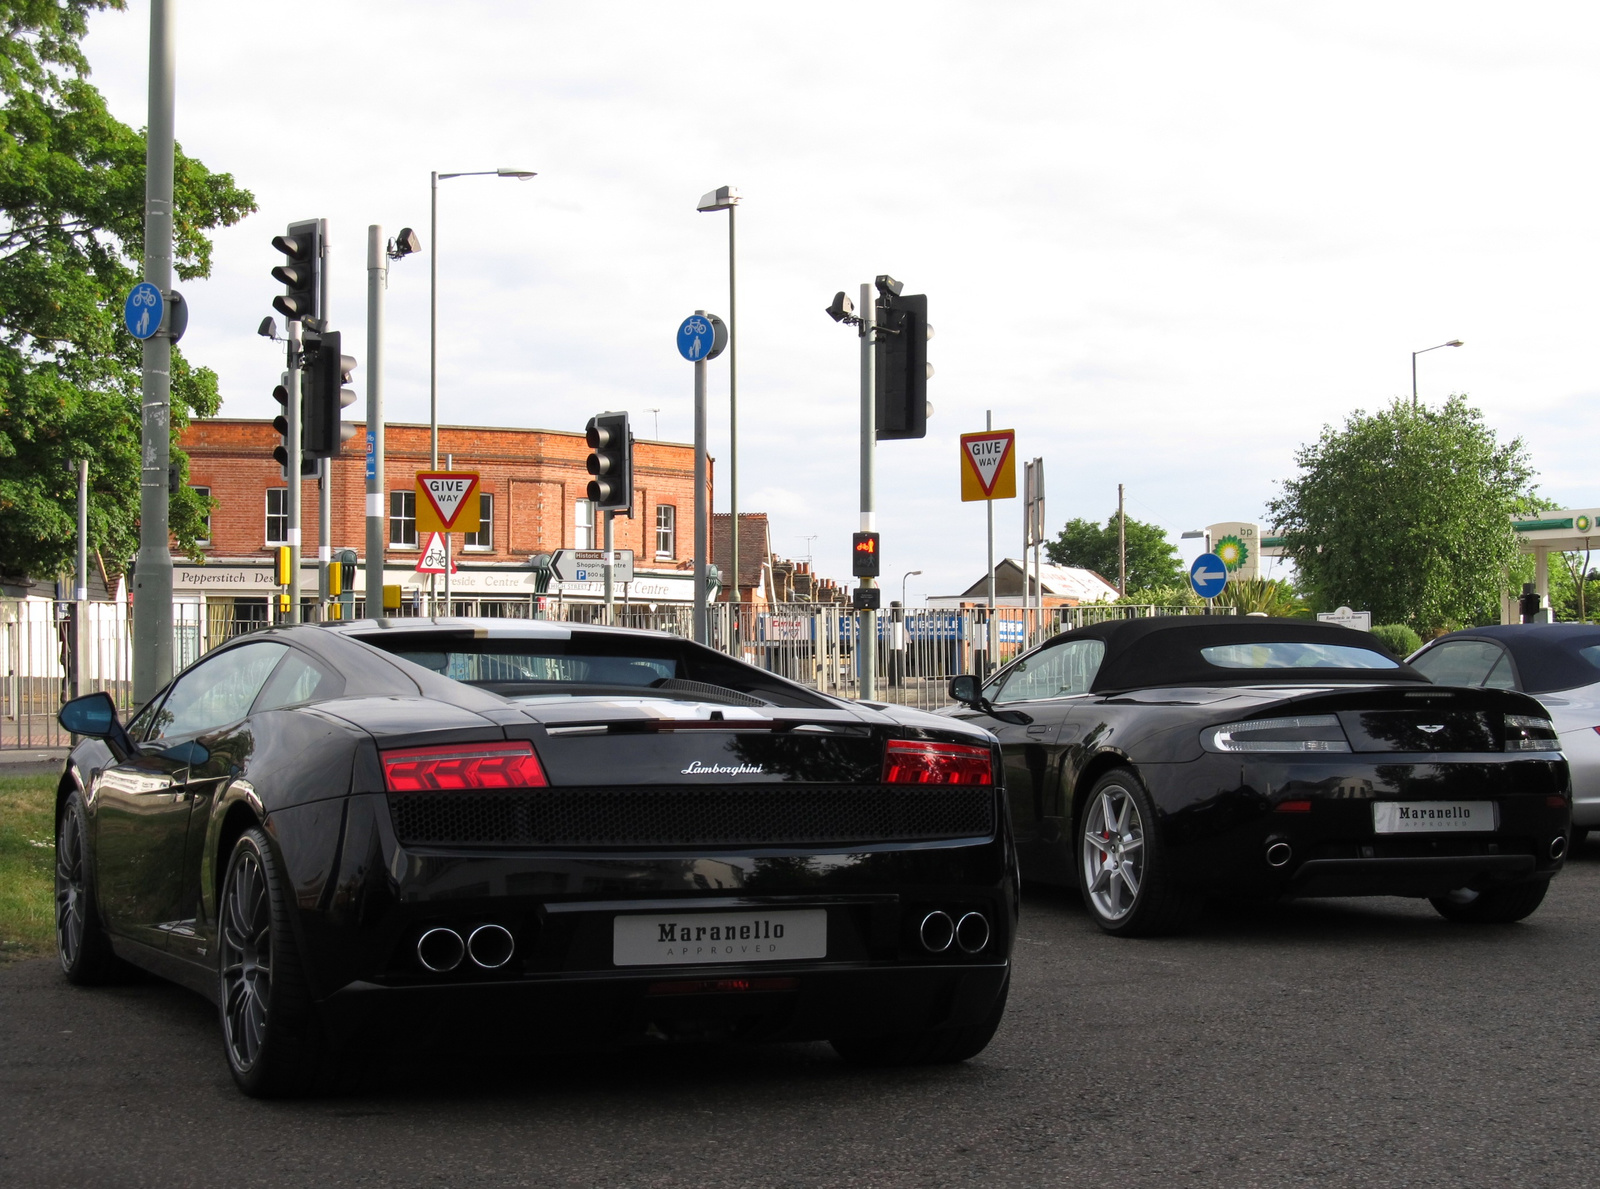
left=942, top=616, right=1571, bottom=936
left=54, top=618, right=1013, bottom=1096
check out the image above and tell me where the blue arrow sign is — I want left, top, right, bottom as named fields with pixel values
left=123, top=282, right=163, bottom=340
left=1189, top=552, right=1228, bottom=600
left=677, top=315, right=715, bottom=361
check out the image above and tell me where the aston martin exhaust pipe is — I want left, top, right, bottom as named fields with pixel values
left=1266, top=842, right=1293, bottom=868
left=417, top=927, right=465, bottom=972
left=1551, top=836, right=1568, bottom=860
left=955, top=911, right=991, bottom=954
left=467, top=923, right=515, bottom=969
left=919, top=910, right=955, bottom=953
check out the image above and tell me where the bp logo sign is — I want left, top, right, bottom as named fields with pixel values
left=1578, top=515, right=1592, bottom=532
left=1215, top=534, right=1249, bottom=572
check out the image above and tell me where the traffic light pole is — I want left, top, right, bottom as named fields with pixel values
left=603, top=510, right=615, bottom=625
left=317, top=228, right=331, bottom=619
left=365, top=225, right=386, bottom=616
left=286, top=320, right=303, bottom=624
left=859, top=282, right=877, bottom=702
left=693, top=310, right=709, bottom=644
left=133, top=0, right=175, bottom=704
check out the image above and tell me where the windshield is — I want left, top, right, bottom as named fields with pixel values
left=394, top=649, right=677, bottom=687
left=1201, top=642, right=1399, bottom=670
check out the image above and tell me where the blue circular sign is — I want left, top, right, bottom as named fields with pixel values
left=1189, top=552, right=1228, bottom=600
left=677, top=315, right=713, bottom=361
left=123, top=282, right=163, bottom=340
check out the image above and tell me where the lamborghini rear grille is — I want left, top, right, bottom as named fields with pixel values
left=387, top=784, right=996, bottom=848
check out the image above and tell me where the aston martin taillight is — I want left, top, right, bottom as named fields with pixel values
left=381, top=741, right=548, bottom=792
left=883, top=740, right=994, bottom=786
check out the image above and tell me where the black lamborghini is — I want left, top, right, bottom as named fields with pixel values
left=53, top=618, right=1014, bottom=1096
left=942, top=616, right=1571, bottom=936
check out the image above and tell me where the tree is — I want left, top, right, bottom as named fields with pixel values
left=1266, top=396, right=1534, bottom=634
left=0, top=0, right=255, bottom=585
left=1045, top=513, right=1183, bottom=592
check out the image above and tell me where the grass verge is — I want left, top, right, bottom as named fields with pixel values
left=0, top=775, right=58, bottom=964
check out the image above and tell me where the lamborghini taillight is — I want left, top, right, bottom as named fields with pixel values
left=882, top=740, right=994, bottom=786
left=381, top=741, right=548, bottom=792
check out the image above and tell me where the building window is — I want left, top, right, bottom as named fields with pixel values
left=463, top=493, right=494, bottom=551
left=191, top=485, right=211, bottom=546
left=574, top=499, right=595, bottom=549
left=265, top=488, right=287, bottom=545
left=390, top=490, right=416, bottom=547
left=655, top=504, right=676, bottom=559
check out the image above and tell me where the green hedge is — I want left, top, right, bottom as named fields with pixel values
left=1370, top=623, right=1422, bottom=659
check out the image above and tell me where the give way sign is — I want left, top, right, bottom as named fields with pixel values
left=959, top=430, right=1016, bottom=502
left=415, top=471, right=481, bottom=534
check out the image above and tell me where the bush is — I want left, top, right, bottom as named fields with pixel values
left=1370, top=623, right=1422, bottom=659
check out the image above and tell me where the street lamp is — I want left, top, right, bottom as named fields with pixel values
left=697, top=185, right=741, bottom=614
left=430, top=167, right=537, bottom=468
left=902, top=569, right=922, bottom=608
left=1412, top=339, right=1463, bottom=408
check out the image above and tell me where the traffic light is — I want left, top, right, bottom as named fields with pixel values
left=271, top=374, right=316, bottom=478
left=852, top=531, right=881, bottom=577
left=274, top=546, right=292, bottom=587
left=270, top=219, right=323, bottom=323
left=304, top=329, right=358, bottom=458
left=873, top=276, right=933, bottom=441
left=585, top=411, right=633, bottom=512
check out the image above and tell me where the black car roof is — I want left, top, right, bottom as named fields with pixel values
left=1028, top=616, right=1422, bottom=693
left=1422, top=623, right=1600, bottom=694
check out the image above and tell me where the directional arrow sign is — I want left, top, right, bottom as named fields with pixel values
left=960, top=429, right=1017, bottom=502
left=415, top=471, right=481, bottom=534
left=551, top=548, right=635, bottom=583
left=1189, top=552, right=1228, bottom=600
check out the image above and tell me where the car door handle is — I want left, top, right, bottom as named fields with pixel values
left=1026, top=724, right=1053, bottom=737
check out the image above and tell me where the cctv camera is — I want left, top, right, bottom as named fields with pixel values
left=826, top=292, right=854, bottom=322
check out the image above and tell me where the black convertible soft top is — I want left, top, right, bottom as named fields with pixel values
left=1028, top=616, right=1425, bottom=693
left=1423, top=623, right=1600, bottom=695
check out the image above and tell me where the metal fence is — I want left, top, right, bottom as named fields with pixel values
left=1, top=596, right=1224, bottom=748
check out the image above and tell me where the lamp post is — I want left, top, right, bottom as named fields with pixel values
left=429, top=167, right=535, bottom=613
left=697, top=186, right=741, bottom=615
left=1412, top=339, right=1463, bottom=408
left=901, top=569, right=921, bottom=609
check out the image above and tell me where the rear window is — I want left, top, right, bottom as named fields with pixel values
left=1201, top=642, right=1399, bottom=670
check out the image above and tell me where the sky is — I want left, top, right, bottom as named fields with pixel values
left=80, top=1, right=1600, bottom=601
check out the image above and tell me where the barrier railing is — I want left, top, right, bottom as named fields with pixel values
left=1, top=597, right=1223, bottom=747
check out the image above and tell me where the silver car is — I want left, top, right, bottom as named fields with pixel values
left=1409, top=624, right=1600, bottom=848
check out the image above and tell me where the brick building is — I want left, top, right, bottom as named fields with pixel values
left=179, top=419, right=704, bottom=614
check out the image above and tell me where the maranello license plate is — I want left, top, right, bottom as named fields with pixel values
left=1373, top=801, right=1497, bottom=834
left=612, top=909, right=827, bottom=967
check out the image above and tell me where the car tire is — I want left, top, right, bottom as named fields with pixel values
left=1075, top=768, right=1195, bottom=938
left=1571, top=827, right=1589, bottom=852
left=55, top=789, right=125, bottom=985
left=831, top=973, right=1009, bottom=1066
left=1428, top=880, right=1550, bottom=924
left=218, top=827, right=343, bottom=1097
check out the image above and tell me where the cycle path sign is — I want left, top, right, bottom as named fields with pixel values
left=123, top=282, right=163, bottom=340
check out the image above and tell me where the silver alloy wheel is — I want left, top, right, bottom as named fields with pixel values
left=55, top=805, right=85, bottom=970
left=1082, top=783, right=1146, bottom=921
left=220, top=849, right=271, bottom=1071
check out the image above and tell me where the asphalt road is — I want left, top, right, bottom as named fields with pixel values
left=3, top=842, right=1598, bottom=1189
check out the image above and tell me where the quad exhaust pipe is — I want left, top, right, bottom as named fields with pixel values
left=1266, top=842, right=1293, bottom=868
left=1551, top=836, right=1567, bottom=860
left=415, top=924, right=516, bottom=972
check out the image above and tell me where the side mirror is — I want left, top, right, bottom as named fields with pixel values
left=59, top=691, right=118, bottom=738
left=949, top=674, right=979, bottom=705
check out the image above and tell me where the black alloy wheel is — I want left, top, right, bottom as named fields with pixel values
left=831, top=973, right=1009, bottom=1066
left=1428, top=880, right=1550, bottom=924
left=218, top=827, right=342, bottom=1097
left=1075, top=768, right=1196, bottom=938
left=55, top=789, right=122, bottom=984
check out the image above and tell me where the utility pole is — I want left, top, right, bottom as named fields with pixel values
left=693, top=309, right=710, bottom=644
left=285, top=320, right=303, bottom=623
left=859, top=282, right=878, bottom=700
left=132, top=0, right=174, bottom=704
left=1117, top=482, right=1127, bottom=597
left=365, top=226, right=386, bottom=614
left=603, top=510, right=615, bottom=624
